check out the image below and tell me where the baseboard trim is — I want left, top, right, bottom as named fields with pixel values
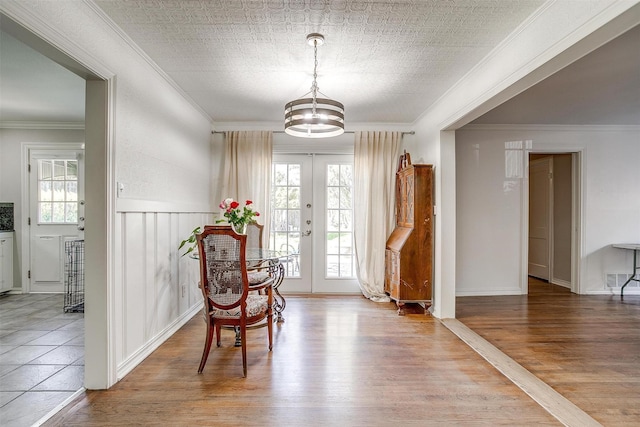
left=441, top=319, right=602, bottom=427
left=116, top=302, right=202, bottom=381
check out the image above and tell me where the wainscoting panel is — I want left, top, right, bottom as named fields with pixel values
left=115, top=211, right=212, bottom=375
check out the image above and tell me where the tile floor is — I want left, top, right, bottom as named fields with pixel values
left=0, top=293, right=84, bottom=427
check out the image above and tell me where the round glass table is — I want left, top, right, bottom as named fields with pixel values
left=191, top=248, right=292, bottom=323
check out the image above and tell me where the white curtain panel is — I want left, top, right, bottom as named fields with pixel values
left=353, top=131, right=402, bottom=301
left=221, top=131, right=273, bottom=246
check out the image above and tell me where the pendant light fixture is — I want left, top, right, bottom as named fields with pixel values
left=284, top=33, right=344, bottom=138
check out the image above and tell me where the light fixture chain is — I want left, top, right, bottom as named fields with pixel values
left=311, top=39, right=319, bottom=115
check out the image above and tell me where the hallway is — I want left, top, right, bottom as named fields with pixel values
left=457, top=279, right=640, bottom=425
left=0, top=294, right=84, bottom=427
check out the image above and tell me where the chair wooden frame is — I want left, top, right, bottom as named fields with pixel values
left=196, top=225, right=274, bottom=377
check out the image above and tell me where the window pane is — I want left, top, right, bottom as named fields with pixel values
left=340, top=210, right=352, bottom=232
left=288, top=164, right=300, bottom=185
left=340, top=186, right=352, bottom=209
left=326, top=232, right=340, bottom=255
left=40, top=160, right=52, bottom=180
left=65, top=202, right=78, bottom=222
left=66, top=161, right=78, bottom=179
left=66, top=182, right=78, bottom=201
left=327, top=165, right=340, bottom=186
left=339, top=233, right=353, bottom=254
left=39, top=203, right=52, bottom=222
left=339, top=255, right=353, bottom=277
left=53, top=161, right=65, bottom=180
left=273, top=232, right=288, bottom=251
left=274, top=164, right=288, bottom=186
left=40, top=182, right=52, bottom=201
left=326, top=255, right=339, bottom=277
left=52, top=181, right=65, bottom=201
left=271, top=209, right=288, bottom=231
left=340, top=165, right=353, bottom=187
left=287, top=209, right=300, bottom=231
left=288, top=187, right=300, bottom=208
left=52, top=202, right=66, bottom=222
left=327, top=187, right=339, bottom=209
left=273, top=187, right=288, bottom=208
left=327, top=209, right=339, bottom=231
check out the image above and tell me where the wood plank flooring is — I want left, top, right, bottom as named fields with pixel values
left=457, top=278, right=640, bottom=426
left=45, top=296, right=560, bottom=426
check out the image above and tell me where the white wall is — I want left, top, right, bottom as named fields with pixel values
left=456, top=125, right=640, bottom=296
left=0, top=127, right=85, bottom=289
left=0, top=1, right=215, bottom=387
left=408, top=0, right=639, bottom=317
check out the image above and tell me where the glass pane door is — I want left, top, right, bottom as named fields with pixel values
left=311, top=155, right=360, bottom=293
left=270, top=155, right=312, bottom=293
left=271, top=154, right=360, bottom=294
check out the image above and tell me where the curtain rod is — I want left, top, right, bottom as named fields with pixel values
left=211, top=130, right=415, bottom=135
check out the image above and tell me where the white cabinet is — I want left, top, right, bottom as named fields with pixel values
left=0, top=232, right=14, bottom=292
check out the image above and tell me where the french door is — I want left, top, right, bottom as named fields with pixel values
left=270, top=154, right=360, bottom=294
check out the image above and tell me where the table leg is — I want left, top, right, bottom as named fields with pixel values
left=273, top=263, right=286, bottom=322
left=621, top=249, right=639, bottom=300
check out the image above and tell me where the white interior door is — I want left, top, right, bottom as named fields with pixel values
left=271, top=154, right=359, bottom=294
left=29, top=148, right=84, bottom=293
left=528, top=157, right=552, bottom=281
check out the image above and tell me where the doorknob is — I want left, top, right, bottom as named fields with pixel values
left=302, top=230, right=311, bottom=236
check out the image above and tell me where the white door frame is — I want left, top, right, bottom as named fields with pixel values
left=5, top=3, right=116, bottom=389
left=522, top=149, right=584, bottom=294
left=21, top=143, right=85, bottom=293
left=528, top=156, right=553, bottom=282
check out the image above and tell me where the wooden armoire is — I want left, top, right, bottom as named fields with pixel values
left=385, top=159, right=434, bottom=315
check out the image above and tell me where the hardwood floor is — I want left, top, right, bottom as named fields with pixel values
left=457, top=278, right=640, bottom=426
left=45, top=296, right=560, bottom=426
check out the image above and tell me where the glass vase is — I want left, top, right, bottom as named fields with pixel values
left=232, top=222, right=247, bottom=235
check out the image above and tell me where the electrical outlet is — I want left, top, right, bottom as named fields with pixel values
left=181, top=285, right=186, bottom=297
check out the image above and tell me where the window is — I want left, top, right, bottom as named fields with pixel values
left=325, top=163, right=355, bottom=278
left=270, top=163, right=301, bottom=277
left=37, top=159, right=78, bottom=224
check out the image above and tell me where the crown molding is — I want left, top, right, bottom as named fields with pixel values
left=459, top=124, right=640, bottom=132
left=0, top=121, right=85, bottom=130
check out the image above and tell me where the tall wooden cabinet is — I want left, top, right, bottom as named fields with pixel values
left=385, top=163, right=434, bottom=315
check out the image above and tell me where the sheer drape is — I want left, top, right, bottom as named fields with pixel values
left=353, top=131, right=402, bottom=301
left=221, top=131, right=273, bottom=246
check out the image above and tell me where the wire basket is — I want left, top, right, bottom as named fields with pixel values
left=64, top=239, right=85, bottom=313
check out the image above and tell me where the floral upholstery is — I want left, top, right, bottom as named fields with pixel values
left=247, top=271, right=271, bottom=284
left=211, top=294, right=268, bottom=319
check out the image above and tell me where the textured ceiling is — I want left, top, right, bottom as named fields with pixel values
left=92, top=0, right=546, bottom=125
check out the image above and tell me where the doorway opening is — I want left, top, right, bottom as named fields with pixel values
left=526, top=152, right=581, bottom=294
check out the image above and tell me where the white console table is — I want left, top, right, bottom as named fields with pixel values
left=613, top=244, right=640, bottom=299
